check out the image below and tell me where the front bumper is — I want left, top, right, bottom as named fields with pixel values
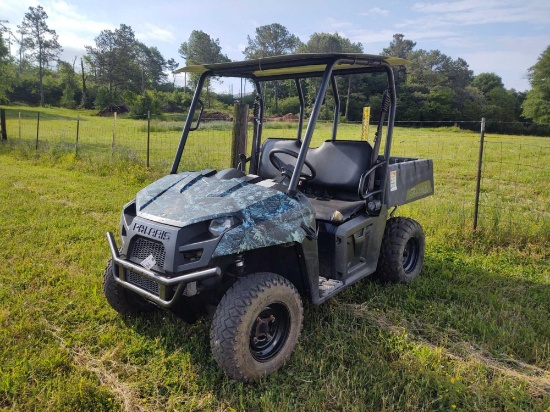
left=106, top=232, right=222, bottom=308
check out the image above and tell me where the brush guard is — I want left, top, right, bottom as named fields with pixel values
left=106, top=232, right=221, bottom=308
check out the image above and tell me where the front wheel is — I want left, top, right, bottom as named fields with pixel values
left=376, top=217, right=425, bottom=283
left=210, top=272, right=303, bottom=381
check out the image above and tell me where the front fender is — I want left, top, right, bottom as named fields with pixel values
left=213, top=192, right=315, bottom=257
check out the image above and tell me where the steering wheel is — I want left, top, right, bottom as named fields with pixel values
left=269, top=148, right=316, bottom=181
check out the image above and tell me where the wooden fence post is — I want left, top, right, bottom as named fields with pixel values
left=35, top=111, right=40, bottom=150
left=112, top=112, right=117, bottom=154
left=75, top=116, right=80, bottom=156
left=231, top=103, right=249, bottom=169
left=0, top=109, right=7, bottom=140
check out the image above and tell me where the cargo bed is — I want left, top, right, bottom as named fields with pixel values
left=385, top=157, right=434, bottom=207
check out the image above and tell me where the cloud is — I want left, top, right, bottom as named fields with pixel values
left=0, top=0, right=111, bottom=52
left=349, top=28, right=457, bottom=49
left=460, top=34, right=547, bottom=90
left=326, top=17, right=352, bottom=29
left=0, top=0, right=38, bottom=16
left=348, top=29, right=399, bottom=46
left=45, top=1, right=112, bottom=49
left=410, top=0, right=550, bottom=26
left=136, top=23, right=176, bottom=43
left=361, top=7, right=389, bottom=17
left=462, top=50, right=530, bottom=90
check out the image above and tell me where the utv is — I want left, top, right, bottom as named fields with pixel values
left=104, top=53, right=434, bottom=381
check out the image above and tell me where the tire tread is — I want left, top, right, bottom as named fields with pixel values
left=210, top=272, right=303, bottom=381
left=376, top=217, right=425, bottom=283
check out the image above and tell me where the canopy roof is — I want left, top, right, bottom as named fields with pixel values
left=174, top=53, right=408, bottom=80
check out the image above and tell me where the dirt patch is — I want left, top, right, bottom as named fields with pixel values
left=202, top=111, right=232, bottom=122
left=98, top=104, right=130, bottom=117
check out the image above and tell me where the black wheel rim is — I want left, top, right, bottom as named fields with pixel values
left=249, top=303, right=291, bottom=362
left=403, top=237, right=420, bottom=273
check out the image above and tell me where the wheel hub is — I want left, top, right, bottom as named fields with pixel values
left=253, top=314, right=275, bottom=344
left=403, top=237, right=420, bottom=273
left=249, top=303, right=290, bottom=362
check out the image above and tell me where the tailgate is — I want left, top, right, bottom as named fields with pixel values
left=385, top=157, right=434, bottom=207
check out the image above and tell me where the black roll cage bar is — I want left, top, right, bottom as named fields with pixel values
left=170, top=55, right=397, bottom=201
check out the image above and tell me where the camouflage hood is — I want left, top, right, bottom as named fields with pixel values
left=136, top=171, right=315, bottom=256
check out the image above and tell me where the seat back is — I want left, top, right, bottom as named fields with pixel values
left=258, top=138, right=373, bottom=199
left=308, top=140, right=372, bottom=198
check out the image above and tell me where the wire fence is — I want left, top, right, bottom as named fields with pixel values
left=0, top=108, right=548, bottom=244
left=477, top=139, right=549, bottom=242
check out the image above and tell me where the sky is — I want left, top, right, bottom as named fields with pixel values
left=1, top=0, right=549, bottom=93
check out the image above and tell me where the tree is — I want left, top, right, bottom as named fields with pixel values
left=244, top=24, right=301, bottom=112
left=179, top=30, right=230, bottom=106
left=58, top=60, right=79, bottom=109
left=382, top=33, right=416, bottom=87
left=383, top=34, right=416, bottom=59
left=244, top=23, right=301, bottom=58
left=469, top=73, right=516, bottom=125
left=17, top=6, right=62, bottom=106
left=522, top=45, right=550, bottom=123
left=179, top=30, right=229, bottom=70
left=472, top=72, right=504, bottom=95
left=85, top=25, right=170, bottom=108
left=402, top=49, right=473, bottom=121
left=0, top=29, right=16, bottom=104
left=129, top=89, right=161, bottom=118
left=135, top=42, right=167, bottom=93
left=86, top=24, right=139, bottom=99
left=166, top=58, right=179, bottom=86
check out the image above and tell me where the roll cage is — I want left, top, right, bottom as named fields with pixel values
left=171, top=53, right=406, bottom=200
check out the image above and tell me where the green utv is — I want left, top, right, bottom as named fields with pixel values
left=104, top=53, right=434, bottom=381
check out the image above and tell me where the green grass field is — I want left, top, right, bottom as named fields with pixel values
left=2, top=105, right=548, bottom=244
left=0, top=106, right=549, bottom=411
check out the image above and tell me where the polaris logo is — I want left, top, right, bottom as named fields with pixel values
left=132, top=223, right=171, bottom=241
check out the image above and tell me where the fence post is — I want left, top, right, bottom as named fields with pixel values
left=75, top=115, right=80, bottom=156
left=473, top=117, right=486, bottom=231
left=112, top=112, right=117, bottom=154
left=231, top=103, right=249, bottom=169
left=146, top=110, right=150, bottom=168
left=18, top=112, right=21, bottom=140
left=0, top=109, right=7, bottom=140
left=35, top=111, right=40, bottom=151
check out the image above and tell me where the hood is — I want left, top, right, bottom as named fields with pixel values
left=136, top=170, right=310, bottom=228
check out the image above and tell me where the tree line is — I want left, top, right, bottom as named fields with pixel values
left=0, top=7, right=549, bottom=132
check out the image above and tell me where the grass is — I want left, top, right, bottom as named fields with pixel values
left=0, top=107, right=549, bottom=410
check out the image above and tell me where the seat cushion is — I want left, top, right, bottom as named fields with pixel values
left=308, top=197, right=365, bottom=222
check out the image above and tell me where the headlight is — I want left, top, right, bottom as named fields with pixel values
left=208, top=216, right=241, bottom=237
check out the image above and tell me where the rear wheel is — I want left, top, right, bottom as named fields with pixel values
left=103, top=259, right=156, bottom=315
left=376, top=217, right=425, bottom=283
left=210, top=272, right=303, bottom=381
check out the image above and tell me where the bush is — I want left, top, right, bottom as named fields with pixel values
left=129, top=90, right=162, bottom=119
left=278, top=96, right=301, bottom=115
left=94, top=87, right=114, bottom=110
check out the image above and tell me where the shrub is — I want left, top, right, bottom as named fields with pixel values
left=129, top=90, right=162, bottom=119
left=278, top=96, right=301, bottom=115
